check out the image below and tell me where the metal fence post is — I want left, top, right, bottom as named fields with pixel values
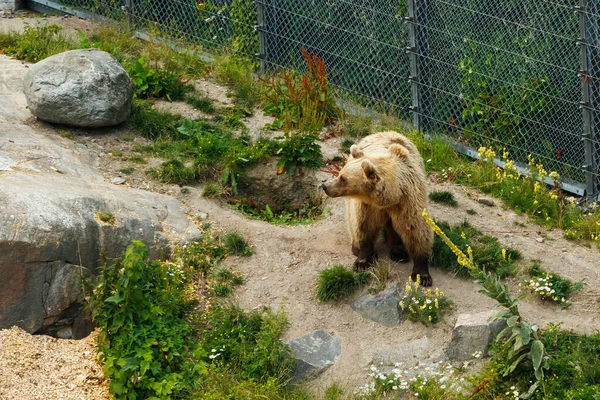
left=406, top=0, right=420, bottom=131
left=577, top=0, right=597, bottom=201
left=255, top=0, right=266, bottom=75
left=123, top=0, right=132, bottom=26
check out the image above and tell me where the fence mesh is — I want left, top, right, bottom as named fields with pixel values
left=35, top=0, right=600, bottom=199
left=412, top=0, right=585, bottom=186
left=260, top=0, right=412, bottom=118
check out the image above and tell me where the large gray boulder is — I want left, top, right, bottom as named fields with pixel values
left=23, top=48, right=132, bottom=127
left=0, top=123, right=199, bottom=336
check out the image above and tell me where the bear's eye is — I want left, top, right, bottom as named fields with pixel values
left=338, top=176, right=346, bottom=184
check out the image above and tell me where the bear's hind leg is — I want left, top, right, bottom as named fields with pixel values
left=385, top=219, right=409, bottom=262
left=390, top=217, right=433, bottom=287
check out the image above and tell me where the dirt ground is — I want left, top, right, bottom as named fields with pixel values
left=2, top=13, right=600, bottom=399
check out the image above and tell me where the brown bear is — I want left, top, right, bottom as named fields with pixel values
left=321, top=131, right=433, bottom=286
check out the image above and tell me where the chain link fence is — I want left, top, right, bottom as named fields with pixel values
left=260, top=0, right=412, bottom=118
left=408, top=0, right=588, bottom=195
left=29, top=0, right=600, bottom=199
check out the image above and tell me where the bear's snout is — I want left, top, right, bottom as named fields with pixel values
left=321, top=182, right=340, bottom=198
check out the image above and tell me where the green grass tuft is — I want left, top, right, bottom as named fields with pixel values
left=215, top=56, right=262, bottom=110
left=129, top=101, right=182, bottom=140
left=316, top=265, right=370, bottom=302
left=429, top=191, right=458, bottom=207
left=119, top=167, right=135, bottom=174
left=202, top=182, right=227, bottom=198
left=223, top=231, right=253, bottom=256
left=186, top=95, right=217, bottom=114
left=96, top=211, right=115, bottom=224
left=149, top=159, right=196, bottom=184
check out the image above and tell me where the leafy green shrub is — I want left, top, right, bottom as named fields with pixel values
left=126, top=57, right=188, bottom=100
left=90, top=241, right=205, bottom=399
left=229, top=0, right=259, bottom=62
left=473, top=325, right=600, bottom=400
left=276, top=132, right=323, bottom=175
left=178, top=234, right=228, bottom=275
left=399, top=277, right=453, bottom=325
left=429, top=191, right=458, bottom=207
left=431, top=220, right=520, bottom=277
left=201, top=304, right=296, bottom=384
left=0, top=24, right=76, bottom=62
left=316, top=265, right=370, bottom=302
left=262, top=47, right=339, bottom=132
left=159, top=118, right=276, bottom=192
left=521, top=264, right=585, bottom=308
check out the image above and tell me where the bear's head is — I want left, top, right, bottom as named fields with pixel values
left=321, top=143, right=409, bottom=207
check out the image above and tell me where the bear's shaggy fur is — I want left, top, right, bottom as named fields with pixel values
left=321, top=131, right=434, bottom=286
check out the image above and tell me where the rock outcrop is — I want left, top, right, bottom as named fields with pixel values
left=1, top=54, right=198, bottom=336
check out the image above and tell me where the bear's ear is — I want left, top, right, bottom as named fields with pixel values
left=361, top=159, right=377, bottom=180
left=350, top=145, right=364, bottom=158
left=389, top=144, right=409, bottom=158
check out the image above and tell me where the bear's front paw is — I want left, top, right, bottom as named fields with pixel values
left=411, top=272, right=433, bottom=287
left=353, top=258, right=372, bottom=272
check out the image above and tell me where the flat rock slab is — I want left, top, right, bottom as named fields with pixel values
left=0, top=55, right=30, bottom=122
left=288, top=330, right=341, bottom=382
left=350, top=286, right=403, bottom=327
left=372, top=336, right=431, bottom=367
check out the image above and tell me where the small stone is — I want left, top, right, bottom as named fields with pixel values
left=110, top=177, right=125, bottom=185
left=477, top=197, right=495, bottom=206
left=288, top=330, right=341, bottom=382
left=536, top=237, right=545, bottom=243
left=56, top=326, right=73, bottom=339
left=562, top=248, right=567, bottom=252
left=445, top=310, right=507, bottom=362
left=503, top=233, right=512, bottom=238
left=350, top=287, right=403, bottom=327
left=197, top=212, right=209, bottom=220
